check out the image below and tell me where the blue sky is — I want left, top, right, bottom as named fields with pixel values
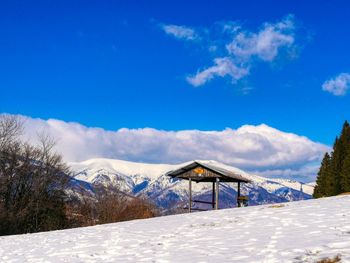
left=1, top=0, right=350, bottom=147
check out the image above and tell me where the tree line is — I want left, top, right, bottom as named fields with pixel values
left=313, top=121, right=350, bottom=198
left=0, top=115, right=158, bottom=236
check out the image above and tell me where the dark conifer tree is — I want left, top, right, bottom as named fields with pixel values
left=340, top=152, right=350, bottom=193
left=339, top=121, right=350, bottom=192
left=313, top=153, right=331, bottom=198
left=326, top=150, right=340, bottom=196
left=314, top=121, right=350, bottom=197
left=329, top=137, right=340, bottom=195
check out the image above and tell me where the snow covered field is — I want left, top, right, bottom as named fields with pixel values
left=1, top=196, right=350, bottom=262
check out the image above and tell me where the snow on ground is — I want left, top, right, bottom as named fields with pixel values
left=1, top=196, right=350, bottom=262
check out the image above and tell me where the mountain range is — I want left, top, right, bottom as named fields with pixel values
left=68, top=158, right=315, bottom=211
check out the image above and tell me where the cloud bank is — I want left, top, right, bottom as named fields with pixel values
left=161, top=24, right=199, bottom=41
left=322, top=73, right=350, bottom=96
left=187, top=57, right=250, bottom=87
left=15, top=114, right=329, bottom=182
left=161, top=15, right=300, bottom=88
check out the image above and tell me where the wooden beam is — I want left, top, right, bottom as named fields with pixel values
left=189, top=178, right=192, bottom=213
left=215, top=177, right=220, bottom=210
left=183, top=207, right=207, bottom=212
left=237, top=181, right=241, bottom=207
left=212, top=182, right=215, bottom=209
left=193, top=200, right=215, bottom=205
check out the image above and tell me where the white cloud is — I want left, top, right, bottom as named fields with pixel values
left=226, top=15, right=295, bottom=62
left=161, top=15, right=299, bottom=87
left=161, top=24, right=199, bottom=41
left=322, top=73, right=350, bottom=96
left=14, top=114, right=329, bottom=181
left=252, top=164, right=320, bottom=183
left=186, top=57, right=250, bottom=87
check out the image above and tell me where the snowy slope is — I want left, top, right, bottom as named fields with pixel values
left=1, top=196, right=350, bottom=262
left=69, top=158, right=314, bottom=209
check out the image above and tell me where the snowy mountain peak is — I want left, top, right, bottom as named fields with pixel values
left=69, top=158, right=314, bottom=208
left=70, top=158, right=188, bottom=179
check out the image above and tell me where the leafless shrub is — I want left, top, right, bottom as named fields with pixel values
left=94, top=186, right=127, bottom=224
left=0, top=115, right=161, bottom=234
left=120, top=197, right=160, bottom=221
left=0, top=114, right=23, bottom=147
left=316, top=255, right=341, bottom=263
left=66, top=196, right=97, bottom=227
left=67, top=186, right=160, bottom=226
left=0, top=115, right=70, bottom=235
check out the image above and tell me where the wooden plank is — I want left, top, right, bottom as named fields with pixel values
left=215, top=177, right=219, bottom=210
left=189, top=178, right=192, bottom=213
left=237, top=181, right=241, bottom=207
left=193, top=200, right=215, bottom=205
left=183, top=207, right=207, bottom=211
left=212, top=182, right=215, bottom=209
left=189, top=208, right=207, bottom=211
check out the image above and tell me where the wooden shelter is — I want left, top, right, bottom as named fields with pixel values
left=166, top=161, right=250, bottom=212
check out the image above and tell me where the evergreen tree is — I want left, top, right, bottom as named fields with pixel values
left=329, top=137, right=340, bottom=196
left=313, top=121, right=350, bottom=197
left=331, top=122, right=350, bottom=194
left=340, top=152, right=350, bottom=192
left=339, top=121, right=350, bottom=192
left=313, top=153, right=331, bottom=198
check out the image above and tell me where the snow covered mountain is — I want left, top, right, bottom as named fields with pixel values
left=2, top=195, right=349, bottom=262
left=69, top=158, right=314, bottom=210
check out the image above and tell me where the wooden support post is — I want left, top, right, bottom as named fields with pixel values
left=215, top=177, right=220, bottom=210
left=237, top=181, right=241, bottom=207
left=189, top=178, right=192, bottom=213
left=212, top=181, right=215, bottom=209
